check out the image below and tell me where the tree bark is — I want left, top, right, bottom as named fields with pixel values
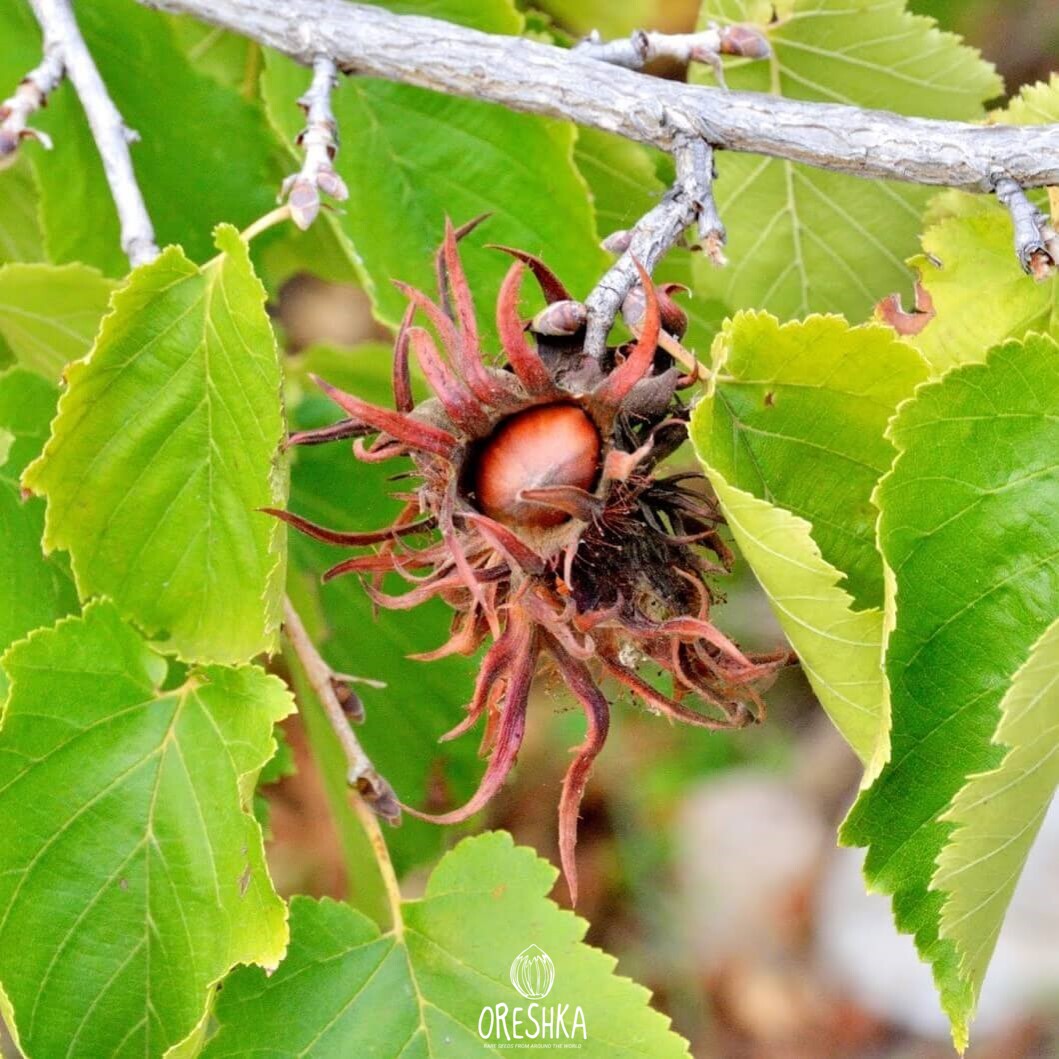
left=137, top=0, right=1059, bottom=191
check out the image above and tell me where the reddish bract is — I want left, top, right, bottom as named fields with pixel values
left=275, top=221, right=787, bottom=903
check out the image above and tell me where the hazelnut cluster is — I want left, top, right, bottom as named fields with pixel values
left=272, top=221, right=785, bottom=900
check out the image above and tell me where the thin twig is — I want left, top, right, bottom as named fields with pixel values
left=348, top=793, right=405, bottom=935
left=283, top=602, right=403, bottom=934
left=26, top=0, right=158, bottom=268
left=239, top=203, right=292, bottom=243
left=0, top=47, right=64, bottom=162
left=585, top=136, right=719, bottom=356
left=573, top=22, right=770, bottom=87
left=282, top=596, right=401, bottom=824
left=993, top=174, right=1059, bottom=280
left=281, top=54, right=349, bottom=230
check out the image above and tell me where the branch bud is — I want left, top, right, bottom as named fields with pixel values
left=716, top=24, right=771, bottom=60
left=530, top=299, right=588, bottom=336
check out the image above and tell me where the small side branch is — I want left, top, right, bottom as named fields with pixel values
left=281, top=55, right=349, bottom=230
left=0, top=47, right=64, bottom=162
left=585, top=137, right=723, bottom=356
left=282, top=596, right=401, bottom=823
left=994, top=174, right=1059, bottom=280
left=574, top=22, right=769, bottom=87
left=27, top=0, right=158, bottom=267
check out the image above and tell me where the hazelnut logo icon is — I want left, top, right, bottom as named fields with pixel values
left=510, top=945, right=555, bottom=1000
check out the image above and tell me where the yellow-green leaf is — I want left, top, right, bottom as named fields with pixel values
left=691, top=312, right=928, bottom=767
left=904, top=77, right=1059, bottom=373
left=0, top=369, right=77, bottom=698
left=933, top=616, right=1059, bottom=1015
left=0, top=157, right=43, bottom=267
left=24, top=226, right=286, bottom=664
left=0, top=263, right=115, bottom=380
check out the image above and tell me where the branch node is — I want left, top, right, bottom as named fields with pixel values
left=573, top=20, right=770, bottom=88
left=600, top=229, right=632, bottom=254
left=281, top=54, right=349, bottom=230
left=994, top=174, right=1057, bottom=280
left=531, top=299, right=588, bottom=336
left=0, top=48, right=64, bottom=166
left=586, top=136, right=723, bottom=356
left=282, top=597, right=401, bottom=824
left=328, top=669, right=387, bottom=723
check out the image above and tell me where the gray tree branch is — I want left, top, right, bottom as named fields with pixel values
left=133, top=0, right=1059, bottom=342
left=994, top=176, right=1059, bottom=280
left=282, top=596, right=400, bottom=823
left=138, top=0, right=1059, bottom=191
left=585, top=137, right=722, bottom=355
left=27, top=0, right=159, bottom=267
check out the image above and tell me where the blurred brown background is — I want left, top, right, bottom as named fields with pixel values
left=263, top=3, right=1059, bottom=1058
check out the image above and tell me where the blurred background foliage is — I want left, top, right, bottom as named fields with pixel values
left=250, top=2, right=1059, bottom=1057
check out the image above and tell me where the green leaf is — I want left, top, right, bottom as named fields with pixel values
left=0, top=263, right=115, bottom=380
left=0, top=366, right=59, bottom=481
left=840, top=334, right=1059, bottom=1048
left=901, top=77, right=1059, bottom=373
left=24, top=225, right=286, bottom=665
left=168, top=14, right=263, bottom=95
left=932, top=616, right=1059, bottom=1019
left=258, top=723, right=296, bottom=787
left=574, top=128, right=660, bottom=247
left=202, top=832, right=690, bottom=1058
left=253, top=722, right=296, bottom=836
left=700, top=313, right=929, bottom=610
left=691, top=313, right=927, bottom=764
left=0, top=157, right=44, bottom=266
left=261, top=2, right=606, bottom=340
left=381, top=0, right=520, bottom=30
left=0, top=0, right=279, bottom=277
left=284, top=344, right=482, bottom=874
left=160, top=10, right=362, bottom=293
left=692, top=0, right=1001, bottom=321
left=0, top=600, right=294, bottom=1059
left=0, top=369, right=77, bottom=696
left=0, top=365, right=68, bottom=581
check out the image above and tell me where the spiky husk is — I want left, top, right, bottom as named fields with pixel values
left=272, top=218, right=787, bottom=901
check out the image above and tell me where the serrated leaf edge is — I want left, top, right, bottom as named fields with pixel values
left=21, top=227, right=287, bottom=665
left=0, top=598, right=296, bottom=1055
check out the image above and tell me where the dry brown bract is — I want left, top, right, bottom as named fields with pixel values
left=269, top=220, right=786, bottom=901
